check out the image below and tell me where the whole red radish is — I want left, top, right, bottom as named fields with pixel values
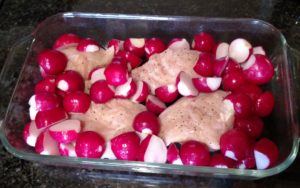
left=180, top=140, right=210, bottom=166
left=235, top=83, right=262, bottom=102
left=234, top=115, right=264, bottom=139
left=38, top=49, right=68, bottom=76
left=53, top=33, right=81, bottom=49
left=133, top=111, right=160, bottom=135
left=254, top=138, right=279, bottom=169
left=90, top=80, right=115, bottom=103
left=222, top=70, right=246, bottom=91
left=104, top=63, right=128, bottom=86
left=192, top=32, right=215, bottom=52
left=35, top=77, right=56, bottom=94
left=254, top=91, right=275, bottom=117
left=63, top=91, right=91, bottom=113
left=144, top=38, right=166, bottom=58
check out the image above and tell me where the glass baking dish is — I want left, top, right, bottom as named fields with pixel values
left=0, top=12, right=299, bottom=180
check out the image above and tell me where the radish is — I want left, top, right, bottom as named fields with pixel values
left=76, top=38, right=100, bottom=52
left=124, top=38, right=145, bottom=57
left=101, top=141, right=117, bottom=160
left=213, top=57, right=228, bottom=77
left=254, top=138, right=279, bottom=169
left=107, top=39, right=124, bottom=54
left=23, top=121, right=43, bottom=147
left=75, top=131, right=106, bottom=158
left=220, top=128, right=252, bottom=161
left=223, top=58, right=242, bottom=75
left=35, top=107, right=68, bottom=129
left=214, top=42, right=229, bottom=60
left=56, top=70, right=84, bottom=92
left=228, top=38, right=252, bottom=63
left=35, top=130, right=60, bottom=155
left=58, top=142, right=77, bottom=157
left=130, top=81, right=150, bottom=103
left=111, top=131, right=140, bottom=161
left=104, top=63, right=128, bottom=86
left=237, top=145, right=256, bottom=169
left=145, top=95, right=167, bottom=115
left=224, top=92, right=252, bottom=118
left=167, top=143, right=182, bottom=165
left=63, top=91, right=91, bottom=113
left=35, top=77, right=56, bottom=94
left=193, top=53, right=214, bottom=77
left=167, top=38, right=190, bottom=50
left=144, top=38, right=166, bottom=59
left=138, top=134, right=167, bottom=163
left=37, top=49, right=68, bottom=76
left=133, top=111, right=160, bottom=135
left=222, top=70, right=246, bottom=91
left=234, top=115, right=264, bottom=139
left=90, top=80, right=115, bottom=103
left=192, top=77, right=222, bottom=92
left=242, top=54, right=274, bottom=85
left=89, top=67, right=106, bottom=84
left=192, top=32, right=215, bottom=52
left=154, top=84, right=179, bottom=103
left=254, top=91, right=275, bottom=117
left=180, top=140, right=210, bottom=166
left=115, top=78, right=137, bottom=98
left=176, top=71, right=199, bottom=97
left=53, top=33, right=81, bottom=49
left=253, top=46, right=266, bottom=55
left=235, top=83, right=262, bottom=102
left=48, top=119, right=81, bottom=143
left=210, top=153, right=236, bottom=168
left=116, top=51, right=142, bottom=69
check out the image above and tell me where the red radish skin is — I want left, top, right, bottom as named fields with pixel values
left=133, top=111, right=160, bottom=135
left=23, top=121, right=43, bottom=147
left=63, top=91, right=91, bottom=113
left=222, top=71, right=246, bottom=91
left=180, top=140, right=210, bottom=166
left=192, top=32, right=215, bottom=52
left=37, top=49, right=68, bottom=76
left=253, top=46, right=266, bottom=56
left=214, top=42, right=229, bottom=60
left=53, top=33, right=81, bottom=49
left=176, top=71, right=199, bottom=97
left=90, top=80, right=115, bottom=103
left=35, top=107, right=68, bottom=129
left=154, top=84, right=179, bottom=103
left=111, top=132, right=140, bottom=161
left=234, top=115, right=264, bottom=139
left=107, top=39, right=124, bottom=54
left=224, top=92, right=253, bottom=118
left=228, top=38, right=252, bottom=63
left=213, top=58, right=228, bottom=77
left=193, top=53, right=214, bottom=77
left=29, top=92, right=60, bottom=111
left=254, top=138, right=279, bottom=169
left=210, top=153, right=236, bottom=168
left=116, top=51, right=142, bottom=69
left=138, top=134, right=167, bottom=163
left=115, top=78, right=137, bottom=99
left=146, top=95, right=167, bottom=115
left=49, top=119, right=81, bottom=143
left=235, top=83, right=262, bottom=102
left=58, top=142, right=77, bottom=157
left=192, top=77, right=222, bottom=92
left=110, top=54, right=128, bottom=67
left=237, top=145, right=256, bottom=169
left=167, top=38, right=190, bottom=50
left=144, top=38, right=166, bottom=59
left=167, top=143, right=182, bottom=165
left=76, top=38, right=100, bottom=52
left=104, top=63, right=128, bottom=86
left=124, top=38, right=145, bottom=57
left=75, top=131, right=106, bottom=158
left=89, top=67, right=106, bottom=83
left=130, top=81, right=150, bottom=103
left=35, top=130, right=60, bottom=155
left=35, top=78, right=56, bottom=94
left=56, top=70, right=84, bottom=92
left=242, top=54, right=274, bottom=85
left=254, top=91, right=275, bottom=117
left=220, top=129, right=252, bottom=161
left=223, top=59, right=242, bottom=75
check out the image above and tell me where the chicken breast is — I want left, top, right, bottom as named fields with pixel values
left=70, top=99, right=146, bottom=141
left=159, top=90, right=234, bottom=150
left=131, top=48, right=200, bottom=93
left=58, top=45, right=114, bottom=79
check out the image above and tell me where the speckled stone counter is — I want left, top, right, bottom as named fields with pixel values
left=0, top=0, right=300, bottom=187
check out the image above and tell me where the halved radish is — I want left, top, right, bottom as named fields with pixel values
left=192, top=77, right=222, bottom=92
left=213, top=57, right=228, bottom=77
left=58, top=142, right=77, bottom=157
left=101, top=141, right=116, bottom=160
left=154, top=84, right=178, bottom=103
left=23, top=121, right=43, bottom=147
left=242, top=54, right=274, bottom=85
left=63, top=91, right=91, bottom=113
left=144, top=38, right=166, bottom=59
left=167, top=143, right=182, bottom=165
left=111, top=131, right=140, bottom=161
left=210, top=153, right=236, bottom=168
left=214, top=42, right=229, bottom=60
left=192, top=32, right=215, bottom=52
left=35, top=107, right=68, bottom=129
left=176, top=71, right=199, bottom=97
left=133, top=111, right=160, bottom=135
left=107, top=39, right=124, bottom=54
left=193, top=53, right=214, bottom=77
left=56, top=70, right=84, bottom=92
left=253, top=46, right=266, bottom=55
left=254, top=138, right=279, bottom=169
left=116, top=51, right=142, bottom=69
left=180, top=140, right=210, bottom=166
left=124, top=38, right=145, bottom=57
left=228, top=38, right=252, bottom=63
left=75, top=131, right=106, bottom=158
left=48, top=119, right=81, bottom=143
left=115, top=78, right=137, bottom=98
left=146, top=95, right=167, bottom=115
left=222, top=70, right=246, bottom=91
left=76, top=38, right=100, bottom=52
left=130, top=81, right=150, bottom=103
left=234, top=115, right=264, bottom=139
left=89, top=67, right=106, bottom=84
left=35, top=130, right=60, bottom=155
left=138, top=134, right=167, bottom=163
left=237, top=145, right=256, bottom=169
left=223, top=59, right=242, bottom=75
left=254, top=91, right=275, bottom=117
left=53, top=33, right=81, bottom=49
left=167, top=38, right=190, bottom=50
left=89, top=80, right=115, bottom=103
left=104, top=63, right=128, bottom=86
left=35, top=77, right=56, bottom=94
left=224, top=92, right=252, bottom=118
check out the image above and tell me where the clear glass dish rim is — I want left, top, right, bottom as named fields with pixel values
left=0, top=12, right=299, bottom=178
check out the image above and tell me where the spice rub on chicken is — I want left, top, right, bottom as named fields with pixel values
left=159, top=90, right=234, bottom=150
left=131, top=48, right=200, bottom=93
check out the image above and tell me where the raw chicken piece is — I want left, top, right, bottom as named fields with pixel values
left=58, top=45, right=114, bottom=79
left=70, top=99, right=146, bottom=141
left=131, top=48, right=200, bottom=93
left=159, top=90, right=234, bottom=150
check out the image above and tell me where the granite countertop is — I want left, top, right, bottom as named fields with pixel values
left=0, top=0, right=300, bottom=187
